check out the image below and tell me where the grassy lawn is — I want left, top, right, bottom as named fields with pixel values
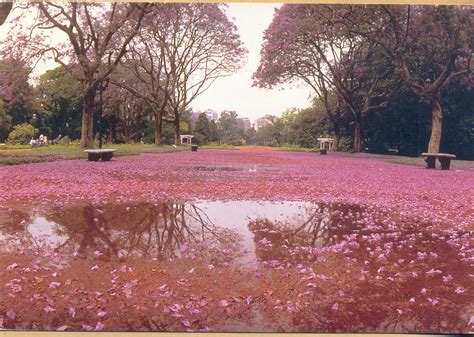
left=0, top=143, right=188, bottom=165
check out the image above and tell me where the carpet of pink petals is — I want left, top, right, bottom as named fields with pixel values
left=0, top=149, right=473, bottom=332
left=1, top=150, right=473, bottom=232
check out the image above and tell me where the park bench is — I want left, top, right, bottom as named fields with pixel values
left=421, top=152, right=456, bottom=170
left=84, top=149, right=116, bottom=161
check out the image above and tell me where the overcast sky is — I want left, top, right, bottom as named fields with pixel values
left=192, top=3, right=312, bottom=121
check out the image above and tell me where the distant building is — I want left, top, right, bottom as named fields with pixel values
left=254, top=115, right=276, bottom=131
left=204, top=109, right=219, bottom=122
left=236, top=117, right=251, bottom=130
left=190, top=112, right=201, bottom=127
left=190, top=109, right=218, bottom=127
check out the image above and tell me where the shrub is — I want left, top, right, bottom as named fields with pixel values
left=7, top=123, right=36, bottom=145
left=57, top=136, right=71, bottom=145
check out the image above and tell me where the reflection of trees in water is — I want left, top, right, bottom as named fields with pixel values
left=0, top=207, right=33, bottom=252
left=248, top=203, right=473, bottom=333
left=0, top=207, right=31, bottom=235
left=248, top=202, right=362, bottom=263
left=43, top=201, right=227, bottom=260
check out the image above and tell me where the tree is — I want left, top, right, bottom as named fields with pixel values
left=217, top=111, right=244, bottom=145
left=193, top=112, right=211, bottom=144
left=4, top=2, right=148, bottom=148
left=102, top=82, right=152, bottom=144
left=135, top=4, right=246, bottom=145
left=0, top=2, right=12, bottom=26
left=254, top=4, right=400, bottom=152
left=256, top=121, right=285, bottom=147
left=36, top=66, right=83, bottom=140
left=208, top=120, right=218, bottom=143
left=347, top=5, right=473, bottom=153
left=0, top=57, right=40, bottom=132
left=7, top=123, right=35, bottom=145
left=0, top=99, right=12, bottom=141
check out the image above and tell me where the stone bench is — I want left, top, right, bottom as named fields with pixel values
left=421, top=152, right=456, bottom=170
left=84, top=149, right=116, bottom=161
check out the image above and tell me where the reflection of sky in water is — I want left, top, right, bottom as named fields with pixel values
left=195, top=200, right=313, bottom=266
left=0, top=201, right=318, bottom=266
left=27, top=215, right=69, bottom=247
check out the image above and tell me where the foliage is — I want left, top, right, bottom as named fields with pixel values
left=123, top=3, right=247, bottom=145
left=347, top=5, right=473, bottom=153
left=253, top=4, right=398, bottom=152
left=0, top=99, right=12, bottom=141
left=193, top=113, right=212, bottom=145
left=216, top=111, right=245, bottom=146
left=36, top=66, right=83, bottom=140
left=7, top=123, right=36, bottom=145
left=4, top=2, right=149, bottom=147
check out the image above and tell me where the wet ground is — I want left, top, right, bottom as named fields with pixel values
left=0, top=199, right=472, bottom=332
left=0, top=149, right=473, bottom=332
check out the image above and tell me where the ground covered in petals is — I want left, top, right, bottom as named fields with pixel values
left=0, top=150, right=472, bottom=332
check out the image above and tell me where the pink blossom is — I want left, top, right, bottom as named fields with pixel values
left=97, top=310, right=107, bottom=318
left=181, top=319, right=191, bottom=327
left=219, top=300, right=230, bottom=308
left=6, top=309, right=16, bottom=320
left=246, top=296, right=253, bottom=305
left=95, top=322, right=105, bottom=331
left=49, top=282, right=61, bottom=289
left=6, top=263, right=18, bottom=271
left=43, top=306, right=56, bottom=313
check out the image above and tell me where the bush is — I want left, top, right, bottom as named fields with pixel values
left=57, top=136, right=71, bottom=145
left=7, top=123, right=36, bottom=145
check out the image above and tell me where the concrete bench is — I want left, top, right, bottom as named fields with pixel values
left=84, top=149, right=116, bottom=161
left=421, top=152, right=456, bottom=170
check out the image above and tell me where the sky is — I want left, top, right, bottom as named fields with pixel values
left=191, top=3, right=312, bottom=121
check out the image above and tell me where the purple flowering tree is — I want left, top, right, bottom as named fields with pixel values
left=346, top=5, right=473, bottom=153
left=254, top=4, right=398, bottom=152
left=121, top=3, right=246, bottom=146
left=3, top=2, right=148, bottom=148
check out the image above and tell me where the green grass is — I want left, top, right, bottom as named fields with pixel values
left=274, top=145, right=319, bottom=153
left=201, top=144, right=239, bottom=150
left=1, top=143, right=472, bottom=170
left=0, top=143, right=188, bottom=165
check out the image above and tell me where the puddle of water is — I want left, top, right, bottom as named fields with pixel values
left=0, top=200, right=472, bottom=332
left=1, top=200, right=319, bottom=266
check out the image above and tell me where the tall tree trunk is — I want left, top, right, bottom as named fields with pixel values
left=154, top=110, right=163, bottom=146
left=427, top=98, right=443, bottom=153
left=174, top=109, right=181, bottom=146
left=354, top=119, right=362, bottom=153
left=333, top=123, right=341, bottom=151
left=333, top=134, right=341, bottom=151
left=80, top=87, right=95, bottom=148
